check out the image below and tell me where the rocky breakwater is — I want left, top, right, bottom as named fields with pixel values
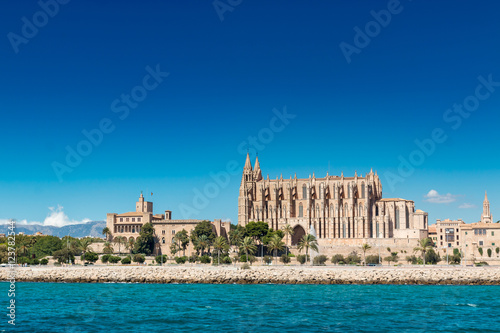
left=2, top=266, right=500, bottom=285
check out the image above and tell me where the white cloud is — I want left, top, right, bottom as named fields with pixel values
left=1, top=205, right=91, bottom=227
left=458, top=203, right=476, bottom=209
left=424, top=190, right=458, bottom=204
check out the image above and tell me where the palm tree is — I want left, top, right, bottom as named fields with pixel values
left=102, top=227, right=111, bottom=241
left=76, top=238, right=93, bottom=264
left=414, top=238, right=434, bottom=266
left=103, top=241, right=114, bottom=254
left=281, top=224, right=294, bottom=256
left=196, top=235, right=210, bottom=256
left=267, top=234, right=285, bottom=265
left=297, top=234, right=319, bottom=265
left=213, top=236, right=228, bottom=265
left=114, top=236, right=125, bottom=255
left=239, top=237, right=257, bottom=265
left=360, top=243, right=372, bottom=266
left=126, top=238, right=135, bottom=256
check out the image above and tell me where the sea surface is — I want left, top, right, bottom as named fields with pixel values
left=1, top=282, right=500, bottom=332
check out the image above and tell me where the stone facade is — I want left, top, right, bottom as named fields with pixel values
left=106, top=193, right=230, bottom=256
left=238, top=153, right=428, bottom=250
left=432, top=192, right=500, bottom=264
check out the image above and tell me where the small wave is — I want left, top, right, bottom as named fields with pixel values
left=467, top=304, right=478, bottom=307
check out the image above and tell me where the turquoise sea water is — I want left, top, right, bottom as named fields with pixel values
left=2, top=282, right=500, bottom=332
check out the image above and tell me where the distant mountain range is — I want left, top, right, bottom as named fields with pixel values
left=0, top=221, right=106, bottom=238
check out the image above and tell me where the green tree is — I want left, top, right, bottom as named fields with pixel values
left=384, top=252, right=399, bottom=265
left=114, top=236, right=126, bottom=255
left=213, top=236, right=228, bottom=265
left=170, top=242, right=180, bottom=257
left=103, top=242, right=114, bottom=254
left=360, top=243, right=371, bottom=266
left=478, top=247, right=484, bottom=256
left=134, top=223, right=155, bottom=255
left=126, top=238, right=135, bottom=256
left=425, top=248, right=441, bottom=265
left=245, top=221, right=269, bottom=261
left=174, top=229, right=190, bottom=256
left=52, top=247, right=76, bottom=264
left=267, top=234, right=285, bottom=265
left=281, top=224, right=294, bottom=256
left=413, top=238, right=434, bottom=266
left=82, top=251, right=99, bottom=264
left=76, top=238, right=94, bottom=262
left=331, top=254, right=345, bottom=265
left=121, top=256, right=131, bottom=264
left=194, top=234, right=211, bottom=255
left=102, top=227, right=111, bottom=241
left=229, top=224, right=246, bottom=249
left=496, top=247, right=499, bottom=255
left=239, top=237, right=257, bottom=265
left=32, top=235, right=62, bottom=258
left=190, top=220, right=216, bottom=244
left=133, top=254, right=145, bottom=264
left=297, top=234, right=318, bottom=265
left=487, top=248, right=492, bottom=257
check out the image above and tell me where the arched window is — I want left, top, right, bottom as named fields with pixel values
left=162, top=237, right=165, bottom=244
left=342, top=223, right=346, bottom=238
left=171, top=238, right=175, bottom=244
left=376, top=223, right=380, bottom=238
left=361, top=183, right=365, bottom=198
left=395, top=207, right=400, bottom=229
left=302, top=185, right=307, bottom=199
left=299, top=203, right=303, bottom=217
left=376, top=205, right=379, bottom=216
left=132, top=227, right=136, bottom=233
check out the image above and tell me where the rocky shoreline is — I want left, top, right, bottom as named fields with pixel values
left=2, top=265, right=500, bottom=285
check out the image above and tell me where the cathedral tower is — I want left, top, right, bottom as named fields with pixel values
left=481, top=191, right=492, bottom=223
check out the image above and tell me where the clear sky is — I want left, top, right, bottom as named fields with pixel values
left=1, top=1, right=499, bottom=227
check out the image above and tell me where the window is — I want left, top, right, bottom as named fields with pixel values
left=299, top=204, right=303, bottom=217
left=457, top=236, right=459, bottom=240
left=120, top=218, right=123, bottom=222
left=457, top=242, right=459, bottom=245
left=376, top=223, right=379, bottom=238
left=120, top=228, right=124, bottom=233
left=474, top=229, right=478, bottom=235
left=465, top=232, right=468, bottom=235
left=302, top=185, right=307, bottom=199
left=359, top=204, right=363, bottom=216
left=456, top=228, right=458, bottom=232
left=361, top=183, right=365, bottom=198
left=448, top=243, right=451, bottom=247
left=162, top=230, right=165, bottom=235
left=479, top=241, right=483, bottom=246
left=162, top=237, right=165, bottom=244
left=348, top=186, right=351, bottom=198
left=395, top=207, right=400, bottom=229
left=343, top=223, right=346, bottom=238
left=126, top=218, right=129, bottom=222
left=132, top=228, right=135, bottom=233
left=138, top=218, right=141, bottom=222
left=172, top=230, right=176, bottom=235
left=492, top=232, right=495, bottom=236
left=132, top=218, right=135, bottom=222
left=440, top=235, right=443, bottom=240
left=440, top=242, right=443, bottom=246
left=492, top=243, right=496, bottom=246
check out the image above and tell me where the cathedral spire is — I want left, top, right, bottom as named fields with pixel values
left=482, top=191, right=492, bottom=223
left=244, top=152, right=252, bottom=170
left=254, top=155, right=261, bottom=171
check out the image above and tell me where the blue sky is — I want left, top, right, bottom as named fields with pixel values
left=1, top=1, right=499, bottom=227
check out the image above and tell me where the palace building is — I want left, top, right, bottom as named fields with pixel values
left=238, top=153, right=428, bottom=247
left=106, top=193, right=230, bottom=255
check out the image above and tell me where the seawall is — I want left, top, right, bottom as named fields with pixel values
left=2, top=265, right=500, bottom=285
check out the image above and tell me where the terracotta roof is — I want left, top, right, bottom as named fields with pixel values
left=116, top=212, right=145, bottom=217
left=461, top=222, right=500, bottom=229
left=428, top=225, right=437, bottom=233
